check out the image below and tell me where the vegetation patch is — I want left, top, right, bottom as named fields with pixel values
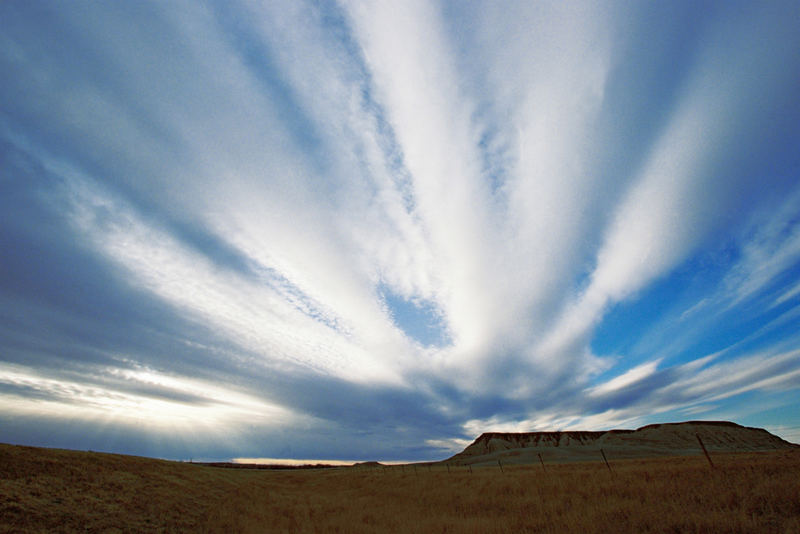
left=1, top=444, right=798, bottom=533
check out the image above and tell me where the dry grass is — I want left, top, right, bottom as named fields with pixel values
left=2, top=444, right=799, bottom=533
left=0, top=443, right=260, bottom=533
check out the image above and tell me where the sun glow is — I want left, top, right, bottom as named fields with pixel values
left=0, top=362, right=293, bottom=431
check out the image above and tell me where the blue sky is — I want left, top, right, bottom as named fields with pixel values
left=1, top=0, right=800, bottom=462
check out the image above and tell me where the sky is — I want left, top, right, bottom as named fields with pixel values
left=1, top=1, right=800, bottom=462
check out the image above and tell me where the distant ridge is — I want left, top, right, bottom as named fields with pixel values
left=448, top=421, right=798, bottom=465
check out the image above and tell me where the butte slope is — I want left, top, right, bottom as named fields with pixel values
left=447, top=421, right=798, bottom=466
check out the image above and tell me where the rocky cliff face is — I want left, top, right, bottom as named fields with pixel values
left=461, top=430, right=618, bottom=456
left=448, top=421, right=797, bottom=464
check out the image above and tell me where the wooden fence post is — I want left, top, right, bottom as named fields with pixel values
left=600, top=448, right=613, bottom=474
left=537, top=453, right=547, bottom=472
left=696, top=433, right=715, bottom=469
left=497, top=459, right=504, bottom=473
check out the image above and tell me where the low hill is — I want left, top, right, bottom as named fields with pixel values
left=447, top=421, right=798, bottom=466
left=0, top=442, right=261, bottom=531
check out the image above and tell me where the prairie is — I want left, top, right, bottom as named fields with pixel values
left=1, top=443, right=798, bottom=533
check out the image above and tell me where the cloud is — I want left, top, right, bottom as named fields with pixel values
left=1, top=0, right=800, bottom=457
left=544, top=5, right=800, bottom=345
left=0, top=361, right=295, bottom=431
left=461, top=342, right=800, bottom=437
left=342, top=0, right=500, bottom=358
left=587, top=360, right=662, bottom=397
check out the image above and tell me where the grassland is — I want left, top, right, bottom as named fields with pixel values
left=1, top=443, right=798, bottom=533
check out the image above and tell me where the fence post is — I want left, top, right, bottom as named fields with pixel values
left=600, top=448, right=613, bottom=474
left=497, top=459, right=504, bottom=473
left=537, top=453, right=547, bottom=472
left=696, top=433, right=715, bottom=469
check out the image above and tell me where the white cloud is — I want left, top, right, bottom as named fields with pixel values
left=588, top=360, right=661, bottom=397
left=462, top=408, right=652, bottom=435
left=773, top=281, right=800, bottom=309
left=678, top=349, right=800, bottom=402
left=424, top=438, right=472, bottom=454
left=725, top=193, right=800, bottom=307
left=0, top=361, right=295, bottom=431
left=339, top=1, right=623, bottom=392
left=534, top=3, right=800, bottom=374
left=342, top=0, right=499, bottom=359
left=679, top=405, right=718, bottom=416
left=60, top=164, right=406, bottom=384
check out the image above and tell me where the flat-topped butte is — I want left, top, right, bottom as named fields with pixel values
left=448, top=421, right=798, bottom=465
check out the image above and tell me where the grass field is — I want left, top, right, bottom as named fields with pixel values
left=1, top=443, right=798, bottom=533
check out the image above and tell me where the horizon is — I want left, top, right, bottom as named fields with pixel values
left=5, top=417, right=797, bottom=466
left=2, top=1, right=800, bottom=462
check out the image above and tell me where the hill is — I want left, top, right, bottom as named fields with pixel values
left=0, top=442, right=262, bottom=531
left=447, top=421, right=798, bottom=466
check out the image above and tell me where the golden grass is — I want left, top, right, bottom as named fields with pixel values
left=0, top=443, right=261, bottom=533
left=2, top=444, right=799, bottom=533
